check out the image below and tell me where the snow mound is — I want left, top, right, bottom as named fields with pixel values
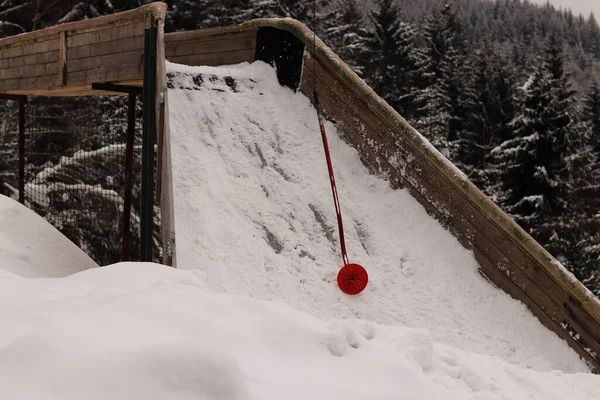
left=166, top=61, right=588, bottom=372
left=0, top=263, right=598, bottom=400
left=0, top=194, right=97, bottom=278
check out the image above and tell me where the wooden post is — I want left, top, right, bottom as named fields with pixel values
left=18, top=97, right=25, bottom=204
left=140, top=27, right=157, bottom=262
left=121, top=93, right=136, bottom=261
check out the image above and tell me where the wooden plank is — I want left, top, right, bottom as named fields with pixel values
left=0, top=84, right=137, bottom=97
left=68, top=35, right=144, bottom=60
left=0, top=75, right=57, bottom=92
left=0, top=37, right=60, bottom=59
left=165, top=34, right=255, bottom=58
left=0, top=3, right=165, bottom=48
left=0, top=62, right=59, bottom=80
left=164, top=29, right=257, bottom=45
left=0, top=51, right=58, bottom=69
left=67, top=49, right=143, bottom=73
left=58, top=31, right=66, bottom=86
left=66, top=15, right=147, bottom=36
left=301, top=59, right=600, bottom=368
left=166, top=48, right=255, bottom=67
left=66, top=21, right=146, bottom=48
left=66, top=63, right=143, bottom=86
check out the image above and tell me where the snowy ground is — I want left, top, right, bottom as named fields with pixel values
left=0, top=263, right=599, bottom=400
left=1, top=60, right=599, bottom=399
left=167, top=61, right=588, bottom=372
left=0, top=194, right=97, bottom=278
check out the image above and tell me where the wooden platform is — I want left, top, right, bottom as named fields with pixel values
left=1, top=4, right=599, bottom=372
left=0, top=3, right=166, bottom=96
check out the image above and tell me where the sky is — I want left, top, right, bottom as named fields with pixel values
left=528, top=0, right=599, bottom=19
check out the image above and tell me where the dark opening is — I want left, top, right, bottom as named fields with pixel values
left=255, top=27, right=305, bottom=92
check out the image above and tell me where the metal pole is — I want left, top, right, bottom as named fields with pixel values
left=18, top=98, right=25, bottom=204
left=121, top=93, right=136, bottom=261
left=141, top=27, right=157, bottom=262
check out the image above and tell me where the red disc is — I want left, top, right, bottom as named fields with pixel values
left=337, top=263, right=368, bottom=295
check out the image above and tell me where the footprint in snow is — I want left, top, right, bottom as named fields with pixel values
left=322, top=321, right=375, bottom=357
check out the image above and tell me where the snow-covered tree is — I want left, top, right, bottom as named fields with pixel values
left=584, top=80, right=600, bottom=154
left=168, top=0, right=253, bottom=31
left=358, top=0, right=420, bottom=118
left=490, top=36, right=576, bottom=248
left=452, top=46, right=517, bottom=188
left=321, top=0, right=368, bottom=76
left=252, top=0, right=323, bottom=23
left=413, top=0, right=462, bottom=156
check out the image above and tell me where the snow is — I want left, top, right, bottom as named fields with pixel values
left=166, top=60, right=588, bottom=372
left=0, top=263, right=599, bottom=400
left=0, top=60, right=599, bottom=399
left=0, top=194, right=97, bottom=278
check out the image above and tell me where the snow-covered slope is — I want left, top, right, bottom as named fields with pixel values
left=166, top=61, right=586, bottom=372
left=1, top=61, right=599, bottom=400
left=0, top=263, right=599, bottom=400
left=0, top=194, right=97, bottom=278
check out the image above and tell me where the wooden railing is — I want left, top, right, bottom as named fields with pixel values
left=0, top=3, right=166, bottom=95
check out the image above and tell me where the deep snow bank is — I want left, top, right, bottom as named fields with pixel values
left=0, top=194, right=97, bottom=278
left=166, top=61, right=588, bottom=372
left=0, top=263, right=598, bottom=400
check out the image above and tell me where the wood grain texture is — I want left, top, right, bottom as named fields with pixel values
left=164, top=29, right=257, bottom=44
left=67, top=49, right=143, bottom=73
left=0, top=51, right=58, bottom=68
left=165, top=33, right=255, bottom=57
left=0, top=2, right=165, bottom=47
left=68, top=36, right=145, bottom=60
left=66, top=63, right=143, bottom=87
left=66, top=22, right=146, bottom=48
left=0, top=38, right=60, bottom=59
left=0, top=3, right=163, bottom=95
left=166, top=48, right=255, bottom=67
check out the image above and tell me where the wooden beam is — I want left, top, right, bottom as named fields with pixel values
left=68, top=36, right=144, bottom=60
left=66, top=21, right=146, bottom=48
left=18, top=97, right=25, bottom=204
left=165, top=34, right=255, bottom=57
left=68, top=49, right=143, bottom=73
left=91, top=83, right=143, bottom=95
left=166, top=48, right=255, bottom=67
left=121, top=93, right=137, bottom=261
left=58, top=31, right=67, bottom=86
left=0, top=3, right=166, bottom=48
left=0, top=93, right=27, bottom=101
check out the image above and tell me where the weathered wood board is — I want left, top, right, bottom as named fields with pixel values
left=164, top=30, right=257, bottom=67
left=0, top=3, right=165, bottom=95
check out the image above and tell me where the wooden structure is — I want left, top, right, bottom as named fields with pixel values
left=1, top=3, right=599, bottom=372
left=0, top=3, right=175, bottom=265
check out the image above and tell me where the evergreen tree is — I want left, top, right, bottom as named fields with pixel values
left=321, top=0, right=369, bottom=76
left=584, top=80, right=600, bottom=154
left=413, top=0, right=462, bottom=156
left=490, top=36, right=576, bottom=252
left=168, top=0, right=253, bottom=31
left=358, top=0, right=419, bottom=118
left=581, top=13, right=600, bottom=58
left=252, top=0, right=322, bottom=22
left=57, top=0, right=115, bottom=24
left=453, top=46, right=517, bottom=188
